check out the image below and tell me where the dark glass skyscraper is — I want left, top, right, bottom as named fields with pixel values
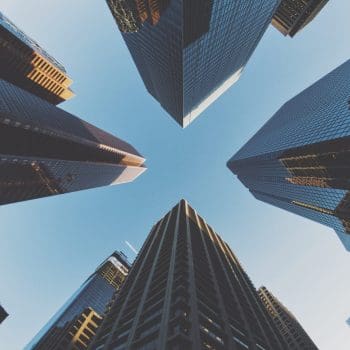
left=90, top=199, right=287, bottom=350
left=0, top=79, right=146, bottom=206
left=26, top=251, right=130, bottom=350
left=31, top=308, right=103, bottom=350
left=0, top=11, right=74, bottom=105
left=272, top=0, right=328, bottom=37
left=106, top=0, right=280, bottom=127
left=227, top=60, right=350, bottom=251
left=258, top=287, right=318, bottom=350
left=0, top=304, right=8, bottom=324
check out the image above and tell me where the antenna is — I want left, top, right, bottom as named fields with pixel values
left=125, top=241, right=139, bottom=255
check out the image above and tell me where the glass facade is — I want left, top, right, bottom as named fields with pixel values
left=0, top=11, right=74, bottom=105
left=272, top=0, right=329, bottom=37
left=106, top=0, right=280, bottom=127
left=90, top=200, right=287, bottom=350
left=25, top=252, right=130, bottom=350
left=0, top=79, right=146, bottom=206
left=228, top=60, right=350, bottom=251
left=0, top=11, right=65, bottom=71
left=31, top=308, right=103, bottom=350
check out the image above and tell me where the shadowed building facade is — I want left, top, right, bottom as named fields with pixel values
left=272, top=0, right=328, bottom=37
left=0, top=304, right=8, bottom=324
left=26, top=252, right=130, bottom=350
left=0, top=79, right=146, bottom=206
left=106, top=0, right=280, bottom=127
left=227, top=60, right=350, bottom=251
left=89, top=200, right=287, bottom=350
left=0, top=11, right=74, bottom=105
left=258, top=287, right=318, bottom=350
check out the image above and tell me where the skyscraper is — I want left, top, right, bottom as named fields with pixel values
left=272, top=0, right=328, bottom=37
left=258, top=287, right=318, bottom=350
left=227, top=60, right=350, bottom=251
left=0, top=304, right=8, bottom=324
left=31, top=308, right=103, bottom=350
left=26, top=251, right=130, bottom=350
left=0, top=11, right=74, bottom=105
left=0, top=79, right=146, bottom=206
left=89, top=199, right=287, bottom=350
left=106, top=0, right=280, bottom=127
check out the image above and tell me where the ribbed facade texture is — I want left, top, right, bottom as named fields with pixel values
left=0, top=79, right=146, bottom=206
left=106, top=0, right=280, bottom=127
left=227, top=60, right=350, bottom=251
left=272, top=0, right=329, bottom=37
left=258, top=287, right=318, bottom=350
left=0, top=304, right=8, bottom=324
left=89, top=200, right=287, bottom=350
left=26, top=252, right=130, bottom=350
left=0, top=11, right=74, bottom=105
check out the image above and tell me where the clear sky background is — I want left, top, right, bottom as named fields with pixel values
left=0, top=1, right=350, bottom=349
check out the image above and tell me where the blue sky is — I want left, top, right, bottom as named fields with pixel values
left=1, top=1, right=350, bottom=349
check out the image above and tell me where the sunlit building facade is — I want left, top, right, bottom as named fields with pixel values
left=26, top=251, right=130, bottom=350
left=30, top=308, right=103, bottom=350
left=0, top=304, right=8, bottom=324
left=0, top=11, right=74, bottom=105
left=0, top=79, right=146, bottom=206
left=258, top=287, right=318, bottom=349
left=272, top=0, right=328, bottom=37
left=227, top=60, right=350, bottom=251
left=90, top=200, right=287, bottom=350
left=106, top=0, right=280, bottom=127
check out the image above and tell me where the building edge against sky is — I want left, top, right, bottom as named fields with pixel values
left=25, top=251, right=130, bottom=350
left=105, top=0, right=329, bottom=128
left=258, top=287, right=318, bottom=349
left=227, top=59, right=350, bottom=252
left=0, top=9, right=146, bottom=206
left=0, top=11, right=74, bottom=105
left=0, top=78, right=146, bottom=206
left=88, top=199, right=318, bottom=350
left=272, top=0, right=329, bottom=37
left=0, top=304, right=9, bottom=325
left=106, top=0, right=281, bottom=128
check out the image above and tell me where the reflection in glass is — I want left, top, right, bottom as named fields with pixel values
left=106, top=0, right=280, bottom=127
left=228, top=60, right=350, bottom=251
left=0, top=79, right=146, bottom=206
left=25, top=252, right=130, bottom=350
left=0, top=11, right=74, bottom=105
